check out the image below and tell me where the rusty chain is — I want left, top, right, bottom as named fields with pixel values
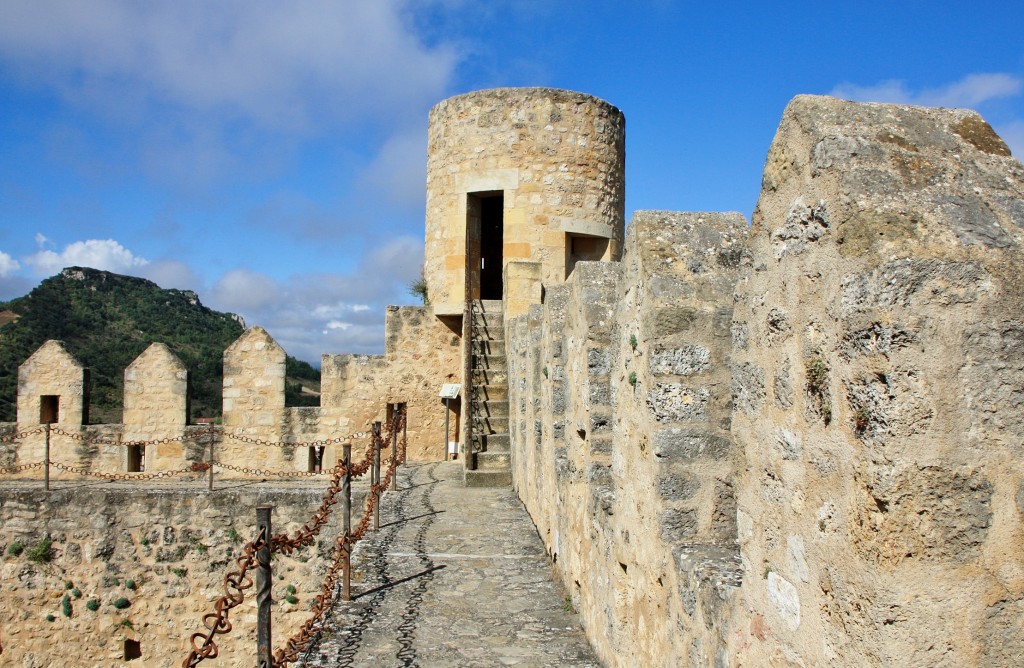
left=180, top=405, right=407, bottom=667
left=19, top=425, right=371, bottom=450
left=271, top=420, right=403, bottom=666
left=182, top=526, right=268, bottom=667
left=221, top=431, right=370, bottom=448
left=0, top=461, right=44, bottom=474
left=269, top=434, right=381, bottom=555
left=211, top=461, right=329, bottom=478
left=50, top=460, right=209, bottom=481
left=0, top=426, right=45, bottom=443
left=49, top=426, right=201, bottom=447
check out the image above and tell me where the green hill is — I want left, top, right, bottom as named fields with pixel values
left=0, top=267, right=319, bottom=423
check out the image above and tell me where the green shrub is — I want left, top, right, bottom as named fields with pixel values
left=85, top=599, right=100, bottom=612
left=628, top=371, right=638, bottom=387
left=26, top=537, right=52, bottom=563
left=61, top=594, right=72, bottom=618
left=171, top=567, right=187, bottom=578
left=125, top=579, right=137, bottom=591
left=285, top=594, right=299, bottom=605
left=112, top=597, right=131, bottom=610
left=71, top=588, right=82, bottom=599
left=226, top=527, right=242, bottom=544
left=285, top=584, right=296, bottom=595
left=64, top=580, right=74, bottom=589
left=46, top=614, right=55, bottom=622
left=7, top=541, right=24, bottom=557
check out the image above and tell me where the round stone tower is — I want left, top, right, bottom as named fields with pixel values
left=423, top=88, right=626, bottom=316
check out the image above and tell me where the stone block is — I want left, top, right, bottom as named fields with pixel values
left=646, top=384, right=709, bottom=422
left=653, top=428, right=732, bottom=461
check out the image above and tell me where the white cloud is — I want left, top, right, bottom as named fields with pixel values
left=24, top=239, right=148, bottom=275
left=202, top=236, right=426, bottom=362
left=139, top=259, right=204, bottom=292
left=209, top=268, right=282, bottom=312
left=355, top=130, right=429, bottom=213
left=830, top=73, right=1022, bottom=109
left=360, top=235, right=424, bottom=286
left=0, top=251, right=20, bottom=277
left=0, top=1, right=458, bottom=133
left=33, top=233, right=49, bottom=247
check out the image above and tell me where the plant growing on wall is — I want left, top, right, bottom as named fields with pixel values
left=804, top=356, right=832, bottom=425
left=26, top=537, right=52, bottom=563
left=408, top=269, right=430, bottom=305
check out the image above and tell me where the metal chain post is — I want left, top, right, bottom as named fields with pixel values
left=44, top=423, right=51, bottom=491
left=390, top=405, right=398, bottom=492
left=256, top=506, right=272, bottom=668
left=372, top=421, right=381, bottom=531
left=341, top=443, right=352, bottom=602
left=207, top=422, right=215, bottom=491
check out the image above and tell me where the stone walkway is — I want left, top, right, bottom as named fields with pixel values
left=297, top=461, right=601, bottom=668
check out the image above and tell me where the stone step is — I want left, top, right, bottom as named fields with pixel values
left=471, top=369, right=507, bottom=385
left=479, top=432, right=510, bottom=453
left=474, top=400, right=509, bottom=418
left=471, top=415, right=509, bottom=435
left=472, top=384, right=507, bottom=401
left=473, top=299, right=504, bottom=313
left=471, top=339, right=506, bottom=356
left=475, top=450, right=511, bottom=470
left=464, top=468, right=513, bottom=488
left=472, top=353, right=507, bottom=370
left=471, top=316, right=503, bottom=333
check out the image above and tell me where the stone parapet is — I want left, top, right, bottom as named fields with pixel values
left=730, top=95, right=1024, bottom=666
left=0, top=481, right=368, bottom=667
left=508, top=210, right=749, bottom=666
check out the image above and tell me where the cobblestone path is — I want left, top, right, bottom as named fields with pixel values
left=298, top=461, right=601, bottom=668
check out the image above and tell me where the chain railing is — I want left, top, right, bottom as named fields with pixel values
left=0, top=402, right=409, bottom=667
left=182, top=403, right=408, bottom=668
left=0, top=422, right=384, bottom=487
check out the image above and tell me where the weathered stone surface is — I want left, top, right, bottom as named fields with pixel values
left=0, top=479, right=368, bottom=668
left=733, top=95, right=1024, bottom=667
left=653, top=428, right=732, bottom=461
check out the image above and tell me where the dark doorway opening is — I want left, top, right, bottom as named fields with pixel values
left=123, top=639, right=142, bottom=660
left=308, top=445, right=324, bottom=473
left=127, top=445, right=144, bottom=473
left=470, top=193, right=504, bottom=301
left=40, top=395, right=59, bottom=424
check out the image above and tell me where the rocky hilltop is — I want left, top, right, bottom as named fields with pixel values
left=0, top=267, right=316, bottom=423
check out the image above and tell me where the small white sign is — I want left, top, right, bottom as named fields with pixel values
left=439, top=383, right=461, bottom=399
left=448, top=441, right=459, bottom=455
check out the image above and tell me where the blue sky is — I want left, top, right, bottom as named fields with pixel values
left=1, top=1, right=1022, bottom=364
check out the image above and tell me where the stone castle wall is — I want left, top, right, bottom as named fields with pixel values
left=504, top=96, right=1024, bottom=667
left=425, top=88, right=626, bottom=314
left=0, top=482, right=368, bottom=668
left=507, top=211, right=750, bottom=666
left=727, top=95, right=1024, bottom=667
left=4, top=308, right=453, bottom=479
left=321, top=305, right=461, bottom=462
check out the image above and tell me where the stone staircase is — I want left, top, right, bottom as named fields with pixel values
left=464, top=299, right=513, bottom=487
